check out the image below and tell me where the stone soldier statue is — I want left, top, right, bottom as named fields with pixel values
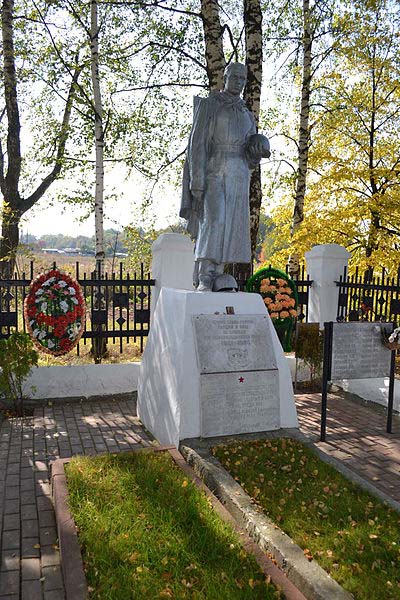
left=180, top=62, right=270, bottom=292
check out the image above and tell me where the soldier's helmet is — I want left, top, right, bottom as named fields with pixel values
left=212, top=273, right=238, bottom=292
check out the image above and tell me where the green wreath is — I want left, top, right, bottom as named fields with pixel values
left=246, top=266, right=298, bottom=351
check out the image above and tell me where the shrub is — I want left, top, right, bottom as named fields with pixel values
left=295, top=323, right=324, bottom=384
left=0, top=332, right=39, bottom=416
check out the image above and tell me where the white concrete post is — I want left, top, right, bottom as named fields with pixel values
left=305, top=244, right=351, bottom=327
left=151, top=233, right=194, bottom=314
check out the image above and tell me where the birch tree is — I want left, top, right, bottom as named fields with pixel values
left=90, top=0, right=105, bottom=271
left=0, top=0, right=81, bottom=273
left=243, top=0, right=263, bottom=258
left=261, top=0, right=337, bottom=264
left=290, top=0, right=312, bottom=237
left=201, top=0, right=226, bottom=90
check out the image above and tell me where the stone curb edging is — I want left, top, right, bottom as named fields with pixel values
left=51, top=457, right=87, bottom=600
left=51, top=444, right=306, bottom=600
left=180, top=442, right=354, bottom=600
left=167, top=446, right=306, bottom=600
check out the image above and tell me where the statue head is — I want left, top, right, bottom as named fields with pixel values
left=223, top=63, right=247, bottom=96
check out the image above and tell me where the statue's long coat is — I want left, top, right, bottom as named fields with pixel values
left=180, top=91, right=256, bottom=264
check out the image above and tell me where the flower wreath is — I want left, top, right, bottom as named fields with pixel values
left=246, top=266, right=298, bottom=351
left=24, top=268, right=86, bottom=356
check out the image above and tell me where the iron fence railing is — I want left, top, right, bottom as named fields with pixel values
left=286, top=265, right=312, bottom=323
left=336, top=266, right=400, bottom=323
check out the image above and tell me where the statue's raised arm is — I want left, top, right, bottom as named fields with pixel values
left=180, top=62, right=270, bottom=292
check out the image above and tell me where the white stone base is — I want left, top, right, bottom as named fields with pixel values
left=137, top=288, right=298, bottom=447
left=23, top=363, right=140, bottom=400
left=333, top=378, right=400, bottom=413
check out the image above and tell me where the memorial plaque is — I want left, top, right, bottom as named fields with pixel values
left=331, top=322, right=392, bottom=380
left=193, top=314, right=276, bottom=373
left=201, top=370, right=280, bottom=437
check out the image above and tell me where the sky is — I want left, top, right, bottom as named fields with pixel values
left=20, top=167, right=182, bottom=239
left=22, top=145, right=275, bottom=240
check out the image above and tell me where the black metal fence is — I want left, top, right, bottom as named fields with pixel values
left=336, top=266, right=400, bottom=323
left=286, top=265, right=312, bottom=323
left=0, top=261, right=155, bottom=353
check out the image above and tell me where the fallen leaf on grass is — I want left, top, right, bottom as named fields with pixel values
left=128, top=552, right=140, bottom=563
left=303, top=548, right=313, bottom=561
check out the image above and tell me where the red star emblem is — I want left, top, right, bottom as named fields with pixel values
left=238, top=376, right=244, bottom=383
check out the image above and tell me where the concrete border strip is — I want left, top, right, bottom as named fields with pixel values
left=51, top=458, right=87, bottom=600
left=180, top=443, right=354, bottom=600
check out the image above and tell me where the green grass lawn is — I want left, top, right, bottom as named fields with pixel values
left=212, top=438, right=400, bottom=600
left=66, top=450, right=283, bottom=599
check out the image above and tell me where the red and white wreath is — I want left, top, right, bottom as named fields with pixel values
left=24, top=268, right=86, bottom=356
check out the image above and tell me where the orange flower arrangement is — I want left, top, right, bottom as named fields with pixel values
left=258, top=276, right=297, bottom=321
left=246, top=266, right=298, bottom=351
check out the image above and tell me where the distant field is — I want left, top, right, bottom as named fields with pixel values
left=15, top=251, right=129, bottom=278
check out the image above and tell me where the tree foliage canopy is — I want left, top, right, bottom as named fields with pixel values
left=263, top=0, right=400, bottom=274
left=2, top=0, right=400, bottom=275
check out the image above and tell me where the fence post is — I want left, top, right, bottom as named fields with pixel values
left=305, top=244, right=351, bottom=328
left=151, top=233, right=194, bottom=315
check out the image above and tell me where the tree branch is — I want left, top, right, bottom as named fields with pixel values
left=149, top=41, right=206, bottom=71
left=32, top=0, right=94, bottom=112
left=104, top=0, right=201, bottom=18
left=113, top=82, right=205, bottom=95
left=21, top=64, right=82, bottom=212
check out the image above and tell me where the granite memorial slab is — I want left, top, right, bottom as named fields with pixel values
left=193, top=314, right=277, bottom=373
left=331, top=322, right=391, bottom=380
left=201, top=370, right=280, bottom=437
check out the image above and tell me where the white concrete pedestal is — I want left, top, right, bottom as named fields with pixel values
left=305, top=244, right=351, bottom=327
left=137, top=288, right=298, bottom=447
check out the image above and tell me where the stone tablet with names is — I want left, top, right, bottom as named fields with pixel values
left=201, top=370, right=280, bottom=437
left=331, top=322, right=392, bottom=380
left=193, top=314, right=277, bottom=373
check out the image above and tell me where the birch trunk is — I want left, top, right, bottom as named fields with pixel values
left=243, top=0, right=263, bottom=262
left=0, top=0, right=80, bottom=274
left=200, top=0, right=226, bottom=90
left=90, top=0, right=105, bottom=273
left=90, top=0, right=106, bottom=362
left=291, top=0, right=312, bottom=236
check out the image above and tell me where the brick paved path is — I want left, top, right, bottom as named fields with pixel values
left=296, top=393, right=400, bottom=502
left=1, top=393, right=400, bottom=598
left=0, top=398, right=151, bottom=600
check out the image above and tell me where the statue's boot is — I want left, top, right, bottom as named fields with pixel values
left=197, top=274, right=213, bottom=292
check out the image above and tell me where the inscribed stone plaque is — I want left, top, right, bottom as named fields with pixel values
left=193, top=314, right=276, bottom=373
left=331, top=322, right=392, bottom=380
left=201, top=370, right=280, bottom=437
